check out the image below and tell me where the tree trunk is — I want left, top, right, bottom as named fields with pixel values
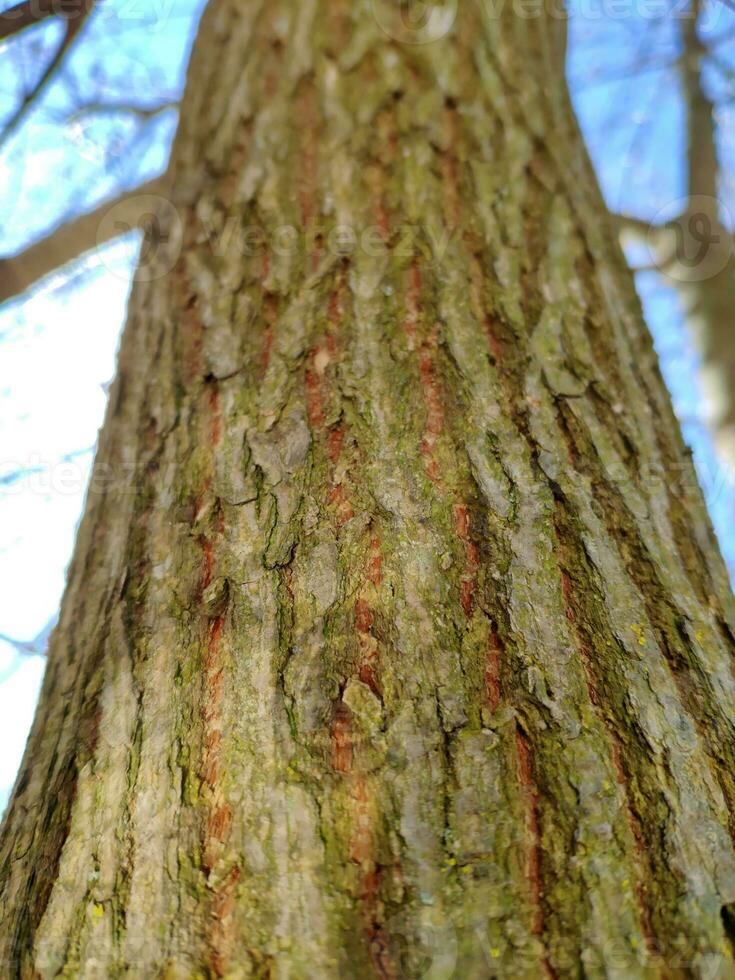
left=3, top=1, right=735, bottom=976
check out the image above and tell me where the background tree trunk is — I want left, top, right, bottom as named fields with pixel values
left=3, top=1, right=735, bottom=976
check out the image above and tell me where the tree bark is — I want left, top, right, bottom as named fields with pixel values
left=3, top=1, right=735, bottom=976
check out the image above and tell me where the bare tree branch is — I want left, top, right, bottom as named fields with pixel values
left=67, top=98, right=179, bottom=122
left=609, top=5, right=735, bottom=469
left=681, top=0, right=719, bottom=205
left=0, top=174, right=168, bottom=305
left=0, top=617, right=56, bottom=658
left=0, top=0, right=57, bottom=43
left=0, top=0, right=95, bottom=150
left=610, top=212, right=661, bottom=237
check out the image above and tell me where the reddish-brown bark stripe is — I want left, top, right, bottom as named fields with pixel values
left=209, top=385, right=221, bottom=448
left=404, top=265, right=483, bottom=617
left=485, top=625, right=503, bottom=711
left=211, top=866, right=241, bottom=978
left=200, top=537, right=215, bottom=593
left=367, top=532, right=382, bottom=586
left=418, top=334, right=444, bottom=484
left=304, top=285, right=354, bottom=526
left=355, top=597, right=374, bottom=634
left=329, top=697, right=394, bottom=978
left=260, top=290, right=278, bottom=374
left=611, top=743, right=656, bottom=952
left=196, top=382, right=237, bottom=977
left=515, top=729, right=543, bottom=932
left=299, top=85, right=317, bottom=227
left=305, top=281, right=392, bottom=971
left=515, top=728, right=556, bottom=978
left=403, top=260, right=421, bottom=348
left=305, top=354, right=326, bottom=430
left=331, top=699, right=353, bottom=774
left=182, top=289, right=205, bottom=382
left=328, top=423, right=345, bottom=464
left=453, top=503, right=480, bottom=617
left=468, top=254, right=504, bottom=365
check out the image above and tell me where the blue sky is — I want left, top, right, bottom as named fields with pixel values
left=1, top=0, right=733, bottom=811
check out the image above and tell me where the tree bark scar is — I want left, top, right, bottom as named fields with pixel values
left=514, top=727, right=556, bottom=979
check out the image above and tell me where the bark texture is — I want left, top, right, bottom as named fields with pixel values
left=3, top=1, right=735, bottom=977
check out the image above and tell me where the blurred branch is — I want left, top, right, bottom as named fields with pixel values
left=68, top=98, right=179, bottom=122
left=611, top=213, right=660, bottom=237
left=0, top=173, right=167, bottom=305
left=608, top=4, right=735, bottom=468
left=708, top=51, right=735, bottom=88
left=0, top=445, right=94, bottom=487
left=0, top=0, right=95, bottom=150
left=0, top=0, right=57, bottom=42
left=0, top=617, right=56, bottom=657
left=682, top=0, right=719, bottom=204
